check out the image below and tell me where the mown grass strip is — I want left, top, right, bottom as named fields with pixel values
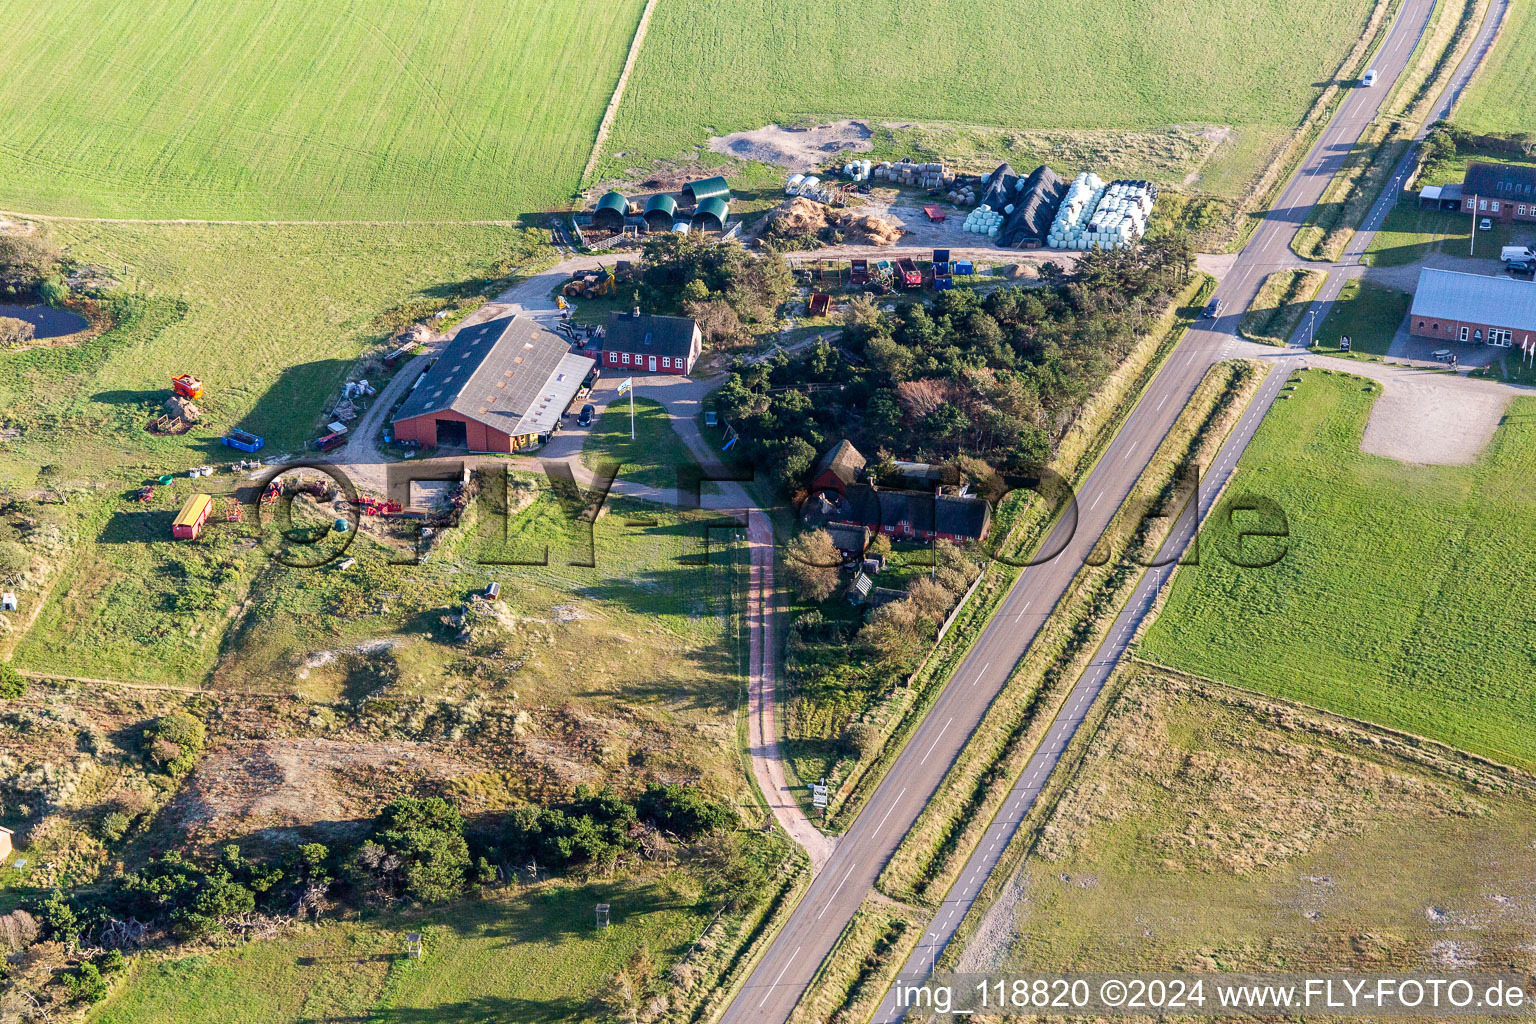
left=1238, top=269, right=1328, bottom=346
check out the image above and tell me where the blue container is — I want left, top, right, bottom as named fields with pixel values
left=953, top=260, right=974, bottom=275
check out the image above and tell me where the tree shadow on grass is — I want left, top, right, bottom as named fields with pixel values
left=362, top=995, right=588, bottom=1024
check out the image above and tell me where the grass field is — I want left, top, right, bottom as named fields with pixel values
left=1238, top=269, right=1327, bottom=345
left=0, top=0, right=645, bottom=220
left=600, top=0, right=1381, bottom=199
left=1140, top=369, right=1536, bottom=770
left=1312, top=277, right=1410, bottom=353
left=956, top=672, right=1536, bottom=976
left=1455, top=0, right=1536, bottom=135
left=1367, top=197, right=1536, bottom=266
left=91, top=878, right=708, bottom=1024
left=581, top=397, right=700, bottom=492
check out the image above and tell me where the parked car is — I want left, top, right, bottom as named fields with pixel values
left=1202, top=298, right=1224, bottom=318
left=1480, top=218, right=1494, bottom=231
left=1508, top=259, right=1535, bottom=276
left=578, top=404, right=595, bottom=427
left=312, top=430, right=346, bottom=452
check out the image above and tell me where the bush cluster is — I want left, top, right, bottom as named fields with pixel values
left=501, top=784, right=737, bottom=873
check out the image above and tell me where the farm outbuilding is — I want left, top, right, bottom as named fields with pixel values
left=392, top=315, right=594, bottom=451
left=1408, top=268, right=1536, bottom=347
left=682, top=176, right=730, bottom=205
left=592, top=191, right=629, bottom=232
left=643, top=193, right=677, bottom=230
left=691, top=196, right=729, bottom=231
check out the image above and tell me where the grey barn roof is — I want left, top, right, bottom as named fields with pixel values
left=1411, top=268, right=1536, bottom=332
left=393, top=316, right=594, bottom=437
left=1463, top=161, right=1536, bottom=200
left=838, top=484, right=991, bottom=539
left=605, top=310, right=697, bottom=359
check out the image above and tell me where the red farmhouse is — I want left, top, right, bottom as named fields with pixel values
left=603, top=308, right=701, bottom=375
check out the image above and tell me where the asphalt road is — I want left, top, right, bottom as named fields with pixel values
left=719, top=1, right=1448, bottom=1020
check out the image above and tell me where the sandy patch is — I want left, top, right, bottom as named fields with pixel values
left=1343, top=362, right=1517, bottom=466
left=171, top=738, right=478, bottom=836
left=707, top=120, right=872, bottom=171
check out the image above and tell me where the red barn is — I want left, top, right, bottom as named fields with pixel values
left=603, top=309, right=701, bottom=375
left=392, top=316, right=594, bottom=452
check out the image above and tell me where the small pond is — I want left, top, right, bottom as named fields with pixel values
left=0, top=303, right=89, bottom=339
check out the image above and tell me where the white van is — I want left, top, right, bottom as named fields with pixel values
left=1362, top=69, right=1378, bottom=87
left=1501, top=245, right=1536, bottom=262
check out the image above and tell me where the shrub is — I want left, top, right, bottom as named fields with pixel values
left=141, top=712, right=205, bottom=776
left=66, top=961, right=109, bottom=1004
left=0, top=317, right=34, bottom=350
left=636, top=784, right=737, bottom=837
left=784, top=530, right=843, bottom=603
left=842, top=721, right=883, bottom=758
left=0, top=662, right=24, bottom=700
left=98, top=811, right=132, bottom=843
left=351, top=796, right=469, bottom=905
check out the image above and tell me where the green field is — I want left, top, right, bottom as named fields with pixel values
left=601, top=0, right=1381, bottom=197
left=0, top=0, right=645, bottom=219
left=1455, top=0, right=1536, bottom=134
left=1140, top=369, right=1536, bottom=770
left=92, top=879, right=708, bottom=1024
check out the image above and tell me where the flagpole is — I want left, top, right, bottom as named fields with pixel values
left=629, top=384, right=635, bottom=440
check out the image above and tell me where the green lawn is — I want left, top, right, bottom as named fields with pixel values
left=1312, top=278, right=1410, bottom=354
left=1140, top=369, right=1536, bottom=770
left=602, top=0, right=1381, bottom=198
left=1367, top=197, right=1536, bottom=266
left=581, top=396, right=700, bottom=493
left=1455, top=0, right=1536, bottom=135
left=0, top=0, right=644, bottom=219
left=92, top=879, right=708, bottom=1024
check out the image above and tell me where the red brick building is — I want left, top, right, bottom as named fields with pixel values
left=1408, top=268, right=1536, bottom=348
left=392, top=316, right=593, bottom=452
left=1459, top=162, right=1536, bottom=223
left=603, top=309, right=701, bottom=375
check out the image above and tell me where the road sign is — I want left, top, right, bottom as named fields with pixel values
left=812, top=781, right=829, bottom=809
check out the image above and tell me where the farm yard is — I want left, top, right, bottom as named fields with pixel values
left=1139, top=370, right=1536, bottom=771
left=599, top=0, right=1387, bottom=201
left=0, top=0, right=646, bottom=220
left=955, top=670, right=1536, bottom=978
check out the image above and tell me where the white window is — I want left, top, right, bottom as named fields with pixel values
left=1492, top=201, right=1501, bottom=213
left=1491, top=329, right=1513, bottom=347
left=1521, top=206, right=1529, bottom=217
left=1480, top=199, right=1489, bottom=210
left=1459, top=326, right=1470, bottom=342
left=661, top=356, right=670, bottom=368
left=622, top=352, right=631, bottom=365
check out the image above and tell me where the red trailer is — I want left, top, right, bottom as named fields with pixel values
left=922, top=205, right=947, bottom=223
left=172, top=494, right=213, bottom=540
left=895, top=258, right=922, bottom=289
left=850, top=258, right=871, bottom=286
